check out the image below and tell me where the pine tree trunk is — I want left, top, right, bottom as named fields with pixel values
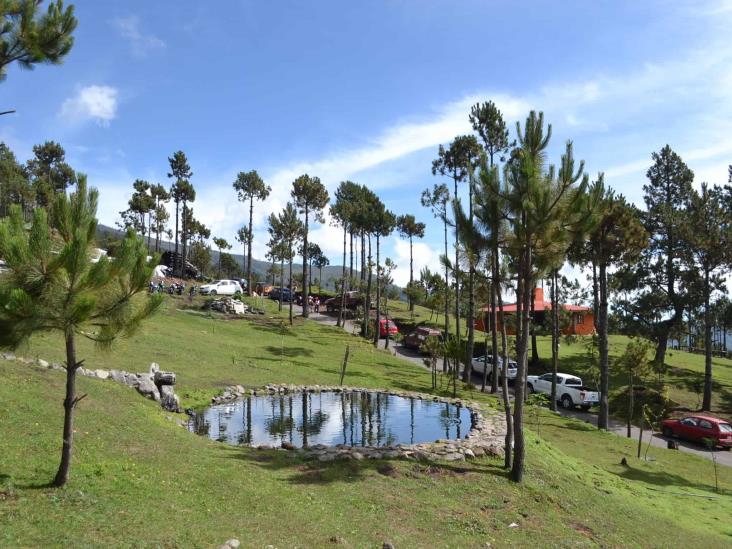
left=302, top=206, right=310, bottom=318
left=463, top=263, right=475, bottom=383
left=338, top=225, right=346, bottom=328
left=551, top=270, right=559, bottom=412
left=374, top=235, right=381, bottom=347
left=454, top=177, right=461, bottom=374
left=279, top=258, right=284, bottom=312
left=489, top=249, right=499, bottom=394
left=443, top=216, right=450, bottom=373
left=703, top=268, right=713, bottom=411
left=598, top=260, right=610, bottom=428
left=247, top=196, right=254, bottom=295
left=181, top=202, right=188, bottom=279
left=289, top=258, right=293, bottom=325
left=348, top=231, right=353, bottom=280
left=627, top=371, right=633, bottom=438
left=511, top=244, right=531, bottom=483
left=52, top=331, right=79, bottom=487
left=530, top=290, right=538, bottom=364
left=361, top=232, right=365, bottom=282
left=409, top=234, right=414, bottom=313
left=592, top=260, right=599, bottom=331
left=363, top=235, right=372, bottom=338
left=174, top=199, right=179, bottom=272
left=498, top=287, right=513, bottom=469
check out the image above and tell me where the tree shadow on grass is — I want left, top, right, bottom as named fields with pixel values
left=263, top=346, right=314, bottom=358
left=216, top=444, right=508, bottom=485
left=541, top=417, right=597, bottom=432
left=249, top=323, right=296, bottom=337
left=615, top=462, right=726, bottom=494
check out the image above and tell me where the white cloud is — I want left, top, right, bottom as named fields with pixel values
left=113, top=16, right=165, bottom=57
left=391, top=237, right=443, bottom=288
left=60, top=85, right=118, bottom=126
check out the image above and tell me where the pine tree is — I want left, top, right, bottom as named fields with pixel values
left=233, top=170, right=271, bottom=294
left=149, top=183, right=170, bottom=252
left=684, top=182, right=731, bottom=411
left=26, top=141, right=75, bottom=209
left=0, top=177, right=161, bottom=487
left=212, top=237, right=231, bottom=278
left=396, top=214, right=426, bottom=313
left=167, top=151, right=193, bottom=277
left=268, top=203, right=303, bottom=324
left=432, top=135, right=481, bottom=378
left=0, top=1, right=77, bottom=82
left=615, top=146, right=694, bottom=366
left=291, top=174, right=329, bottom=317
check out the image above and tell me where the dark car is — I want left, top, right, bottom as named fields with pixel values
left=661, top=415, right=732, bottom=449
left=403, top=327, right=443, bottom=352
left=269, top=287, right=293, bottom=302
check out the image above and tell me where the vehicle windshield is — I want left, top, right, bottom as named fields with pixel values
left=719, top=423, right=732, bottom=433
left=565, top=377, right=582, bottom=385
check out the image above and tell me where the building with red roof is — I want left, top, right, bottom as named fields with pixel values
left=475, top=288, right=595, bottom=336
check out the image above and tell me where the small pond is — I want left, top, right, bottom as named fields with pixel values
left=189, top=391, right=472, bottom=448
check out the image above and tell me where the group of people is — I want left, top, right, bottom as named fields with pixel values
left=149, top=280, right=196, bottom=296
left=295, top=294, right=321, bottom=313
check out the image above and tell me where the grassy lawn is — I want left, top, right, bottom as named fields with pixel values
left=2, top=297, right=732, bottom=547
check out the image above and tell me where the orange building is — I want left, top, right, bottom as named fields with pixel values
left=475, top=288, right=595, bottom=336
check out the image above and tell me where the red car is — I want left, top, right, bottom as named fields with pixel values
left=661, top=415, right=732, bottom=449
left=370, top=318, right=398, bottom=338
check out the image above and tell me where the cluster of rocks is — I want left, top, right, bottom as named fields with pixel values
left=208, top=298, right=248, bottom=315
left=210, top=383, right=506, bottom=462
left=1, top=353, right=182, bottom=413
left=217, top=538, right=240, bottom=549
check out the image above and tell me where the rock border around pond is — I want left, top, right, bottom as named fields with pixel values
left=206, top=383, right=506, bottom=462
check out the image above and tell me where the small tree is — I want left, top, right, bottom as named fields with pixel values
left=396, top=214, right=426, bottom=313
left=212, top=237, right=231, bottom=278
left=617, top=338, right=652, bottom=438
left=0, top=178, right=161, bottom=487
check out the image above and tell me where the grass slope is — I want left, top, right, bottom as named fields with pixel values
left=1, top=297, right=731, bottom=547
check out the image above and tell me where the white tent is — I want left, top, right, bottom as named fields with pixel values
left=152, top=264, right=169, bottom=279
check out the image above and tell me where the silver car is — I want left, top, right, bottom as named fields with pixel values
left=471, top=356, right=518, bottom=382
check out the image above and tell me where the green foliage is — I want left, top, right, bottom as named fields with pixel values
left=0, top=0, right=77, bottom=81
left=469, top=100, right=512, bottom=165
left=0, top=176, right=162, bottom=347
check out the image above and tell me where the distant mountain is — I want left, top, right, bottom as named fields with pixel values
left=96, top=224, right=359, bottom=290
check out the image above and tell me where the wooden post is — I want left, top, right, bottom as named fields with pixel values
left=637, top=405, right=644, bottom=458
left=339, top=345, right=350, bottom=385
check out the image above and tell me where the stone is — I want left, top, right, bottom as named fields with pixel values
left=154, top=371, right=176, bottom=386
left=149, top=362, right=160, bottom=375
left=225, top=539, right=240, bottom=548
left=160, top=385, right=180, bottom=412
left=109, top=370, right=126, bottom=383
left=94, top=369, right=110, bottom=380
left=383, top=543, right=395, bottom=549
left=136, top=374, right=161, bottom=402
left=36, top=358, right=49, bottom=368
left=1, top=352, right=16, bottom=361
left=281, top=441, right=295, bottom=451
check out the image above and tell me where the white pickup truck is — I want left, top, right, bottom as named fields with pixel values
left=526, top=373, right=599, bottom=411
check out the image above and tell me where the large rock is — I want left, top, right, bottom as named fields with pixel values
left=109, top=370, right=126, bottom=383
left=136, top=374, right=160, bottom=402
left=94, top=369, right=110, bottom=380
left=160, top=385, right=180, bottom=412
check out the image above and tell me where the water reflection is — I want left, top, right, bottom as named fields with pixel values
left=189, top=391, right=471, bottom=448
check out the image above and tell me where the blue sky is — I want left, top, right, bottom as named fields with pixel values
left=2, top=0, right=731, bottom=286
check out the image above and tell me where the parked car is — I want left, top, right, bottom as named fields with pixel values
left=254, top=281, right=273, bottom=296
left=403, top=327, right=443, bottom=352
left=199, top=280, right=243, bottom=296
left=369, top=318, right=399, bottom=338
left=661, top=415, right=732, bottom=450
left=526, top=373, right=599, bottom=411
left=471, top=356, right=518, bottom=382
left=325, top=290, right=374, bottom=312
left=269, top=287, right=293, bottom=302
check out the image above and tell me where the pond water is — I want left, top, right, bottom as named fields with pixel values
left=189, top=391, right=472, bottom=448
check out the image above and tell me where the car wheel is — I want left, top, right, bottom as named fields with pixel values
left=662, top=426, right=674, bottom=438
left=210, top=290, right=217, bottom=295
left=561, top=395, right=574, bottom=410
left=487, top=372, right=493, bottom=383
left=527, top=383, right=535, bottom=394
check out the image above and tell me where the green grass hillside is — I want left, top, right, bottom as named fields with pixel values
left=2, top=298, right=731, bottom=547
